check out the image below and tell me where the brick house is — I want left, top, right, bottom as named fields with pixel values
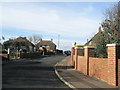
left=4, top=37, right=35, bottom=52
left=36, top=39, right=56, bottom=53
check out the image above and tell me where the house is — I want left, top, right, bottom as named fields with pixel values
left=0, top=43, right=2, bottom=53
left=3, top=37, right=35, bottom=52
left=85, top=26, right=120, bottom=46
left=85, top=27, right=105, bottom=45
left=36, top=39, right=56, bottom=53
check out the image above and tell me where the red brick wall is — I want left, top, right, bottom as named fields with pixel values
left=70, top=44, right=120, bottom=86
left=107, top=45, right=117, bottom=86
left=88, top=48, right=95, bottom=57
left=89, top=57, right=108, bottom=82
left=73, top=48, right=75, bottom=55
left=70, top=47, right=74, bottom=66
left=77, top=56, right=86, bottom=74
left=73, top=55, right=75, bottom=66
left=77, top=48, right=84, bottom=56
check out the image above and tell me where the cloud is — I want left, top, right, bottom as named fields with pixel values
left=48, top=38, right=84, bottom=50
left=2, top=3, right=104, bottom=50
left=2, top=4, right=100, bottom=39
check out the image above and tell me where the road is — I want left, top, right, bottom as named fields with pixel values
left=2, top=55, right=70, bottom=89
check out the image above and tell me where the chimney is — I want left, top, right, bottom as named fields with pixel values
left=51, top=38, right=53, bottom=42
left=98, top=26, right=101, bottom=32
left=40, top=38, right=42, bottom=41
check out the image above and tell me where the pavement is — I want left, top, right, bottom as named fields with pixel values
left=55, top=56, right=119, bottom=89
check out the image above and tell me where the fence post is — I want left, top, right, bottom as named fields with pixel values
left=107, top=44, right=119, bottom=86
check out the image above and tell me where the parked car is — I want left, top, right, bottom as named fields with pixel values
left=64, top=50, right=71, bottom=56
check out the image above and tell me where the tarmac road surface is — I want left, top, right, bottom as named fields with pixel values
left=2, top=55, right=70, bottom=89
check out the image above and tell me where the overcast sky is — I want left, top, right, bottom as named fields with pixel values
left=1, top=1, right=117, bottom=50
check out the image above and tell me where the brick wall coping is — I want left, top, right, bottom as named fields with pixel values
left=106, top=43, right=120, bottom=46
left=75, top=47, right=84, bottom=49
left=84, top=46, right=95, bottom=48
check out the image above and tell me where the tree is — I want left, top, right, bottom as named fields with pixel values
left=95, top=3, right=120, bottom=58
left=101, top=3, right=120, bottom=43
left=28, top=35, right=42, bottom=45
left=95, top=30, right=111, bottom=58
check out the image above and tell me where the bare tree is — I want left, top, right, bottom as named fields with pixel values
left=28, top=35, right=42, bottom=45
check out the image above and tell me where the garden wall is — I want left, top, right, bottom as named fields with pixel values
left=71, top=44, right=120, bottom=86
left=89, top=57, right=108, bottom=82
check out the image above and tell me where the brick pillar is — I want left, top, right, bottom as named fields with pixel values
left=75, top=47, right=79, bottom=70
left=75, top=47, right=84, bottom=70
left=70, top=47, right=75, bottom=66
left=84, top=46, right=95, bottom=75
left=107, top=44, right=119, bottom=86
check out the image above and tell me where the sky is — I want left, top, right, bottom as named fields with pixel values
left=0, top=1, right=117, bottom=50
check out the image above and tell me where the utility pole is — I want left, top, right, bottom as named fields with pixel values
left=58, top=34, right=60, bottom=49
